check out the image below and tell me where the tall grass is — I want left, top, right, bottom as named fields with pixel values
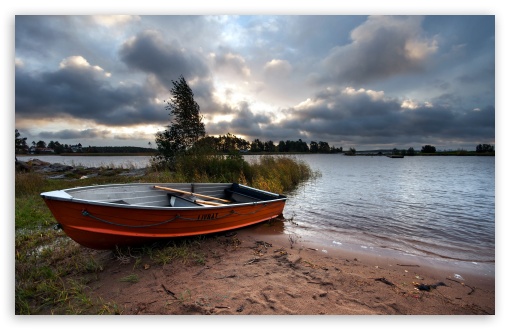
left=246, top=155, right=317, bottom=194
left=164, top=153, right=316, bottom=194
left=174, top=151, right=248, bottom=183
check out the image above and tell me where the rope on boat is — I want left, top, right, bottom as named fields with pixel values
left=229, top=203, right=268, bottom=216
left=80, top=203, right=268, bottom=228
left=82, top=210, right=180, bottom=228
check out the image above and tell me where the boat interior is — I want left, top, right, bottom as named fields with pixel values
left=64, top=183, right=282, bottom=208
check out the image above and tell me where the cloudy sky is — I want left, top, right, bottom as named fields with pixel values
left=13, top=10, right=496, bottom=151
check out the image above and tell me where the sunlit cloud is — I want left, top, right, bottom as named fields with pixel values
left=401, top=99, right=419, bottom=110
left=92, top=15, right=141, bottom=27
left=60, top=56, right=97, bottom=70
left=401, top=99, right=435, bottom=110
left=59, top=56, right=111, bottom=77
left=264, top=59, right=292, bottom=77
left=211, top=51, right=251, bottom=78
left=15, top=58, right=24, bottom=67
left=342, top=87, right=385, bottom=101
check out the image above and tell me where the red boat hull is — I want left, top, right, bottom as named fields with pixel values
left=43, top=195, right=286, bottom=249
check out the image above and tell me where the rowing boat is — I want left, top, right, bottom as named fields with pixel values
left=41, top=183, right=287, bottom=249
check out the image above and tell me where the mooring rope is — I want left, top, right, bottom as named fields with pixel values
left=80, top=203, right=269, bottom=228
left=81, top=210, right=180, bottom=228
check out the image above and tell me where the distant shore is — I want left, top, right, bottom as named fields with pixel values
left=15, top=151, right=495, bottom=158
left=16, top=152, right=156, bottom=157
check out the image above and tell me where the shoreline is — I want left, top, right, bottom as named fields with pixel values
left=244, top=217, right=495, bottom=291
left=85, top=221, right=495, bottom=315
left=302, top=234, right=494, bottom=286
left=245, top=221, right=495, bottom=293
left=15, top=151, right=495, bottom=158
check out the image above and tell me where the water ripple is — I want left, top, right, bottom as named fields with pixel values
left=283, top=154, right=495, bottom=264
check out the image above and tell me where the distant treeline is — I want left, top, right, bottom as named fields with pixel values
left=83, top=146, right=155, bottom=154
left=15, top=130, right=158, bottom=155
left=195, top=133, right=343, bottom=154
left=15, top=129, right=494, bottom=156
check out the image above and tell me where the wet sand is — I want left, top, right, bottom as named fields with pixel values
left=86, top=220, right=495, bottom=316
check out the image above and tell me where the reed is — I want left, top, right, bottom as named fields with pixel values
left=15, top=171, right=47, bottom=197
left=247, top=155, right=318, bottom=193
left=170, top=154, right=316, bottom=194
left=174, top=152, right=248, bottom=183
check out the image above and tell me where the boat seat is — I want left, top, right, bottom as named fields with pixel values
left=167, top=193, right=203, bottom=207
left=224, top=189, right=261, bottom=203
left=226, top=183, right=277, bottom=201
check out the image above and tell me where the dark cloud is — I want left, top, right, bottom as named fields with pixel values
left=15, top=16, right=75, bottom=60
left=39, top=128, right=110, bottom=140
left=271, top=87, right=494, bottom=148
left=119, top=29, right=210, bottom=89
left=15, top=57, right=166, bottom=126
left=118, top=28, right=221, bottom=118
left=206, top=101, right=273, bottom=138
left=320, top=16, right=438, bottom=85
left=231, top=102, right=272, bottom=126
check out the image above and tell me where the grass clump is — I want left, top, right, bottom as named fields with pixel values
left=15, top=230, right=113, bottom=314
left=246, top=155, right=318, bottom=194
left=163, top=153, right=316, bottom=194
left=119, top=274, right=139, bottom=283
left=171, top=150, right=248, bottom=183
left=152, top=239, right=207, bottom=266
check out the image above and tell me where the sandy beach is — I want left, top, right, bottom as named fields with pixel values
left=82, top=220, right=495, bottom=316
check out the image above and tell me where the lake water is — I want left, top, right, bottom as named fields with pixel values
left=18, top=154, right=495, bottom=275
left=278, top=155, right=495, bottom=276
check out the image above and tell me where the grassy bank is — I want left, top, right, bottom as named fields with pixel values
left=15, top=155, right=317, bottom=314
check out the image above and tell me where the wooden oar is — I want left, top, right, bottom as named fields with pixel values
left=153, top=185, right=231, bottom=203
left=195, top=199, right=224, bottom=206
